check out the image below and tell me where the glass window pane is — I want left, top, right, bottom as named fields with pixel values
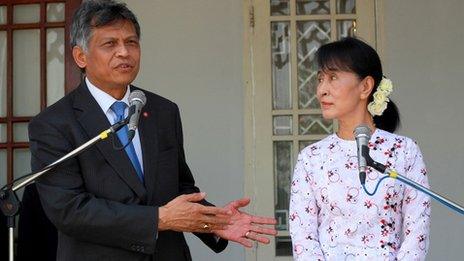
left=0, top=123, right=6, bottom=142
left=14, top=148, right=30, bottom=179
left=271, top=22, right=291, bottom=110
left=0, top=149, right=6, bottom=187
left=270, top=0, right=290, bottom=16
left=0, top=6, right=6, bottom=24
left=14, top=148, right=30, bottom=200
left=13, top=4, right=40, bottom=24
left=274, top=141, right=292, bottom=231
left=273, top=115, right=292, bottom=135
left=47, top=28, right=65, bottom=106
left=13, top=29, right=41, bottom=117
left=337, top=0, right=356, bottom=14
left=46, top=3, right=65, bottom=22
left=276, top=236, right=292, bottom=256
left=297, top=20, right=331, bottom=109
left=13, top=123, right=28, bottom=142
left=337, top=20, right=356, bottom=39
left=296, top=0, right=330, bottom=15
left=299, top=114, right=333, bottom=135
left=0, top=31, right=6, bottom=117
left=299, top=140, right=317, bottom=151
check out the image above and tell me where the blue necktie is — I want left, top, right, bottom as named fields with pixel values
left=111, top=101, right=144, bottom=183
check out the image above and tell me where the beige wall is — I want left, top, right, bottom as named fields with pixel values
left=382, top=0, right=464, bottom=260
left=123, top=1, right=244, bottom=260
left=123, top=0, right=464, bottom=260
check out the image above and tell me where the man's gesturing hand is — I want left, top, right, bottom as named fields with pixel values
left=158, top=192, right=232, bottom=232
left=213, top=198, right=278, bottom=248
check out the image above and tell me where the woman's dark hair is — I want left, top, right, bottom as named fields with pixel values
left=315, top=37, right=400, bottom=133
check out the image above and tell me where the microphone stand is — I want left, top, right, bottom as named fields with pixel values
left=362, top=148, right=464, bottom=216
left=0, top=119, right=128, bottom=261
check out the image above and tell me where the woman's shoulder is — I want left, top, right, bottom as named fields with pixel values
left=375, top=128, right=421, bottom=152
left=298, top=134, right=337, bottom=159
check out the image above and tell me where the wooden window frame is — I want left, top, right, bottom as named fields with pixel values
left=0, top=0, right=82, bottom=185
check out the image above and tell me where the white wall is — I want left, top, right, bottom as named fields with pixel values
left=383, top=1, right=464, bottom=260
left=123, top=1, right=244, bottom=260
left=123, top=0, right=464, bottom=260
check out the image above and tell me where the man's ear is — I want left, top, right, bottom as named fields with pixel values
left=360, top=76, right=375, bottom=100
left=72, top=46, right=87, bottom=70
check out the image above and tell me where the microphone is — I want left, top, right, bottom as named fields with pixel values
left=127, top=90, right=147, bottom=140
left=354, top=124, right=372, bottom=186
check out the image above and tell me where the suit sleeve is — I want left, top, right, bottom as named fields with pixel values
left=30, top=117, right=158, bottom=255
left=173, top=105, right=228, bottom=253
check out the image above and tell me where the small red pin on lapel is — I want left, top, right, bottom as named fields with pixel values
left=143, top=112, right=149, bottom=118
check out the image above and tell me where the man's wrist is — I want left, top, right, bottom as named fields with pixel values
left=158, top=206, right=168, bottom=231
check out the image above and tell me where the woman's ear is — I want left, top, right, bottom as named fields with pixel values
left=360, top=76, right=375, bottom=100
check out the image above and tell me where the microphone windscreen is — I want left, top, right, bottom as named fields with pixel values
left=354, top=124, right=372, bottom=139
left=129, top=90, right=147, bottom=106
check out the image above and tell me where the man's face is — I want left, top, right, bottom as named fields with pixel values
left=73, top=19, right=140, bottom=92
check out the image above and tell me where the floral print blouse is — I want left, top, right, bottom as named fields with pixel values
left=289, top=129, right=431, bottom=260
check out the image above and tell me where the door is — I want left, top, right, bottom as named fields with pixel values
left=243, top=0, right=379, bottom=260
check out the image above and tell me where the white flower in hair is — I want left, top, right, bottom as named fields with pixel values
left=378, top=78, right=393, bottom=95
left=373, top=91, right=389, bottom=103
left=367, top=77, right=393, bottom=116
left=368, top=100, right=388, bottom=116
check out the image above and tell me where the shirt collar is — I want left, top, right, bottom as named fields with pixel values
left=85, top=77, right=131, bottom=115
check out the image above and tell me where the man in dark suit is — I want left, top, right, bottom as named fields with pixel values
left=28, top=1, right=276, bottom=260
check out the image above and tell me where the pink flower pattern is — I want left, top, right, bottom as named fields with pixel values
left=289, top=129, right=431, bottom=260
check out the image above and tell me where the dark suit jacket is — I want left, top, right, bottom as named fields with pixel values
left=29, top=82, right=227, bottom=261
left=1, top=212, right=7, bottom=260
left=17, top=183, right=58, bottom=261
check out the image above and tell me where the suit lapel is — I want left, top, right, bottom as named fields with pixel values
left=73, top=83, right=147, bottom=201
left=132, top=86, right=159, bottom=205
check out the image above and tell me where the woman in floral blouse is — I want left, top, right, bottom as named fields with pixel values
left=289, top=37, right=431, bottom=260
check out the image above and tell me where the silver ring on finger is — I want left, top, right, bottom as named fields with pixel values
left=245, top=231, right=251, bottom=238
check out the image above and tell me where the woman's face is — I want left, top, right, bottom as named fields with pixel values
left=316, top=69, right=370, bottom=121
